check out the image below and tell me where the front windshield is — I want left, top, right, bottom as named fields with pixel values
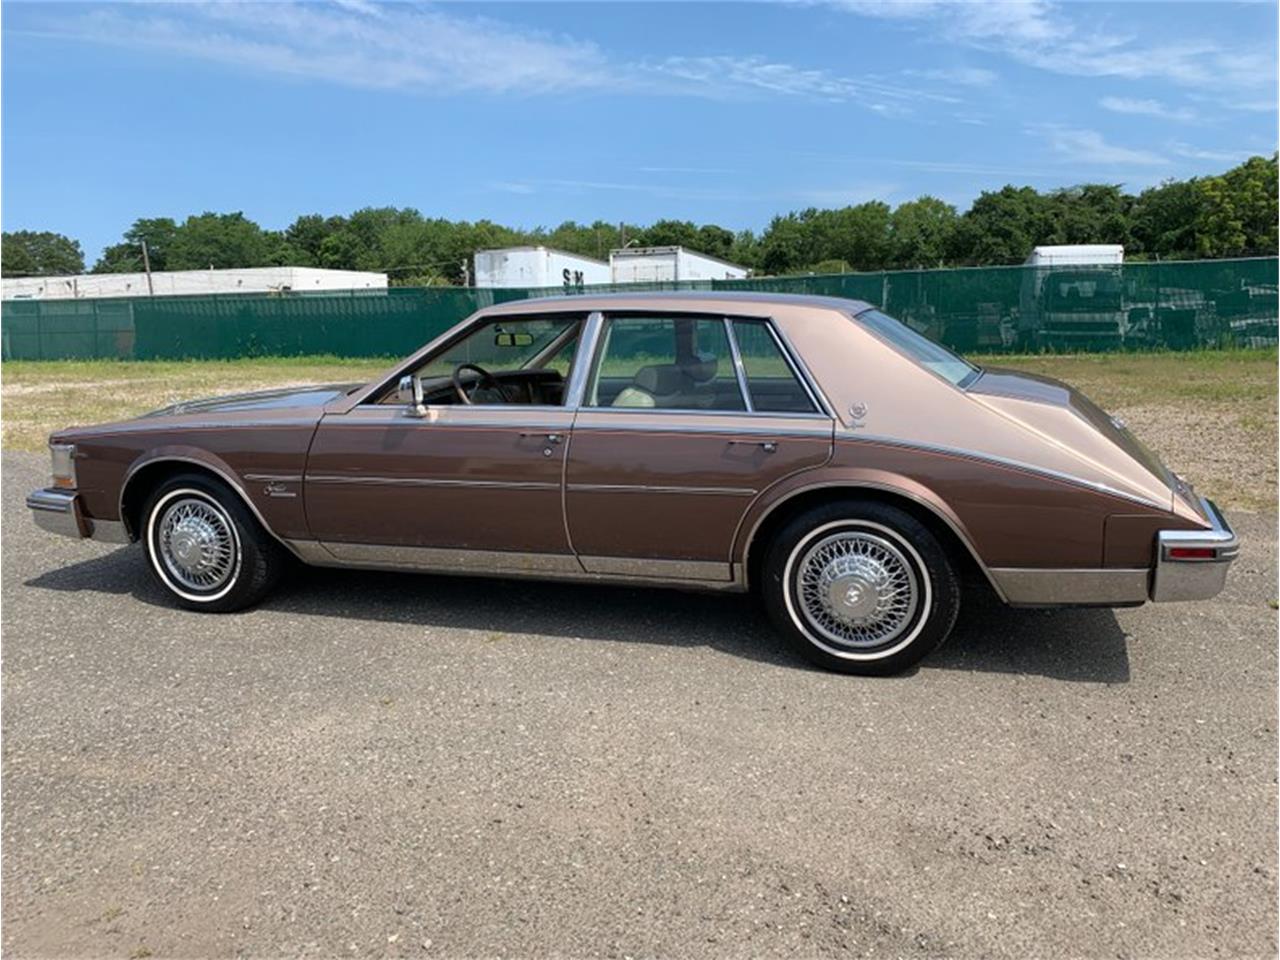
left=1043, top=272, right=1124, bottom=312
left=853, top=308, right=979, bottom=388
left=417, top=316, right=580, bottom=378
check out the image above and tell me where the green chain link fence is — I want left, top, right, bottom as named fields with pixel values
left=3, top=256, right=1275, bottom=361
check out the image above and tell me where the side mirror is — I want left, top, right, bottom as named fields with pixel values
left=398, top=374, right=427, bottom=418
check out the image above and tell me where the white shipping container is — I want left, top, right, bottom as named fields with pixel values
left=609, top=245, right=749, bottom=283
left=473, top=247, right=610, bottom=290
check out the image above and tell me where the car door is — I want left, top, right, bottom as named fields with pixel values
left=302, top=314, right=585, bottom=573
left=564, top=313, right=833, bottom=582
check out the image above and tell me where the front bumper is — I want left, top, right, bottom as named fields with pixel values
left=1150, top=497, right=1238, bottom=602
left=27, top=488, right=130, bottom=544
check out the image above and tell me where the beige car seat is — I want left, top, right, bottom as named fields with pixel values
left=612, top=355, right=720, bottom=409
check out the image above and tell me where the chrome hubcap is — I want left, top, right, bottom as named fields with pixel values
left=796, top=531, right=919, bottom=648
left=157, top=497, right=236, bottom=591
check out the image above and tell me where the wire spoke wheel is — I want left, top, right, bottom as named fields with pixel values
left=156, top=496, right=238, bottom=593
left=794, top=530, right=920, bottom=649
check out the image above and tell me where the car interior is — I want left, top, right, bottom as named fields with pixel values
left=375, top=313, right=818, bottom=414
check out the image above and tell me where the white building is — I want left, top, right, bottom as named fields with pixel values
left=2, top=266, right=388, bottom=301
left=474, top=247, right=611, bottom=290
left=609, top=245, right=748, bottom=283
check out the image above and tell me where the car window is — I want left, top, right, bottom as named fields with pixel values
left=730, top=320, right=818, bottom=414
left=416, top=316, right=580, bottom=378
left=588, top=316, right=746, bottom=411
left=854, top=308, right=979, bottom=388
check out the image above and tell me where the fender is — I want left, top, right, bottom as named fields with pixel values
left=731, top=467, right=1005, bottom=599
left=118, top=447, right=303, bottom=557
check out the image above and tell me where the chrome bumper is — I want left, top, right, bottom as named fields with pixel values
left=27, top=488, right=130, bottom=543
left=1150, top=497, right=1238, bottom=602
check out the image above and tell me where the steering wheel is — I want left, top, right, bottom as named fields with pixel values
left=452, top=362, right=505, bottom=405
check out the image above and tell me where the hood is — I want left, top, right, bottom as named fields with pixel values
left=968, top=367, right=1202, bottom=521
left=140, top=383, right=361, bottom=419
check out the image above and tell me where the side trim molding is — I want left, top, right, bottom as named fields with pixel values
left=283, top=539, right=746, bottom=592
left=578, top=555, right=732, bottom=581
left=320, top=542, right=583, bottom=574
left=307, top=475, right=559, bottom=491
left=567, top=483, right=756, bottom=497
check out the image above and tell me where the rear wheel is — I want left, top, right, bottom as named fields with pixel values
left=141, top=473, right=285, bottom=612
left=762, top=501, right=959, bottom=675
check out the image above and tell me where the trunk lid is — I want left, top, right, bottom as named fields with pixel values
left=969, top=367, right=1203, bottom=521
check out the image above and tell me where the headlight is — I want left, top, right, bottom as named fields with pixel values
left=50, top=443, right=77, bottom=489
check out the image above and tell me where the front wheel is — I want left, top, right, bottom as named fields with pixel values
left=762, top=502, right=959, bottom=675
left=141, top=473, right=285, bottom=612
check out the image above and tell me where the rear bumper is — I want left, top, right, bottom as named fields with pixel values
left=1150, top=497, right=1238, bottom=602
left=989, top=496, right=1237, bottom=607
left=27, top=488, right=130, bottom=544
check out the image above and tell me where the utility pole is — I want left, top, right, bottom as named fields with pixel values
left=140, top=240, right=155, bottom=296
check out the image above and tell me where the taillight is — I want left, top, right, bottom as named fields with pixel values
left=1168, top=546, right=1216, bottom=560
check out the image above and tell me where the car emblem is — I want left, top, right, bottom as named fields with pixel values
left=849, top=402, right=869, bottom=428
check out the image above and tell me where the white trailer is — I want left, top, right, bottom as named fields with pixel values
left=609, top=246, right=748, bottom=284
left=2, top=266, right=387, bottom=301
left=1019, top=245, right=1129, bottom=348
left=473, top=247, right=610, bottom=291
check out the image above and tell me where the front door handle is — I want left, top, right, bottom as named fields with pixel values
left=519, top=431, right=563, bottom=444
left=729, top=439, right=778, bottom=453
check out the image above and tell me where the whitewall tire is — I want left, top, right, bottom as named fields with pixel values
left=762, top=502, right=959, bottom=675
left=141, top=473, right=285, bottom=612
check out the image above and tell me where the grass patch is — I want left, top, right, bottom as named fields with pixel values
left=2, top=356, right=393, bottom=452
left=4, top=350, right=1275, bottom=511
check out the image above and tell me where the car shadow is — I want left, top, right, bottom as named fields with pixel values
left=22, top=547, right=1130, bottom=683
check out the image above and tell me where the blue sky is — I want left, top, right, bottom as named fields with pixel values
left=3, top=1, right=1276, bottom=264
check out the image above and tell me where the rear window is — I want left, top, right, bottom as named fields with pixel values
left=853, top=308, right=980, bottom=388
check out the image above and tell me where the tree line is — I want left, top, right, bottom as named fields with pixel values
left=4, top=154, right=1275, bottom=284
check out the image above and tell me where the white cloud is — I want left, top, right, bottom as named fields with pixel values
left=27, top=2, right=613, bottom=95
left=21, top=1, right=955, bottom=112
left=1033, top=126, right=1169, bottom=166
left=905, top=66, right=998, bottom=87
left=1100, top=97, right=1197, bottom=122
left=833, top=0, right=1275, bottom=94
left=1169, top=142, right=1256, bottom=164
left=650, top=55, right=956, bottom=108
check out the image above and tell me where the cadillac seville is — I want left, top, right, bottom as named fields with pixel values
left=27, top=292, right=1238, bottom=674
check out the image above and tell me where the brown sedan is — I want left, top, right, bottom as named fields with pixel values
left=27, top=292, right=1238, bottom=675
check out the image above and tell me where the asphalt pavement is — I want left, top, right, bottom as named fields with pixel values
left=2, top=451, right=1276, bottom=958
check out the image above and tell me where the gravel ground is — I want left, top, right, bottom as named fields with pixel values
left=2, top=451, right=1276, bottom=958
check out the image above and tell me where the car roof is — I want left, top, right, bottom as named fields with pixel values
left=479, top=290, right=875, bottom=316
